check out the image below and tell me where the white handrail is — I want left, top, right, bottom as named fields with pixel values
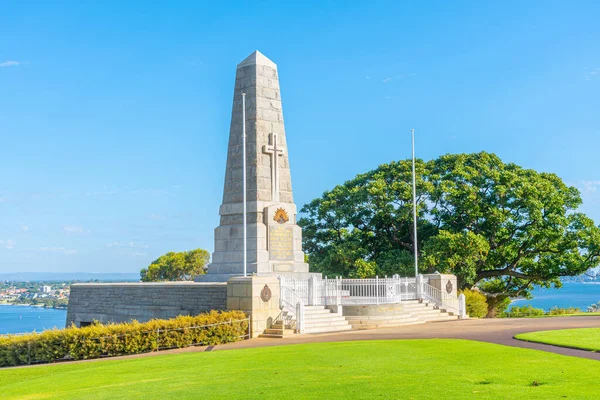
left=279, top=275, right=467, bottom=318
left=421, top=281, right=460, bottom=315
left=280, top=276, right=419, bottom=306
left=279, top=278, right=305, bottom=333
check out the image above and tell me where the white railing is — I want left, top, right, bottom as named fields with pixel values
left=280, top=274, right=467, bottom=319
left=422, top=280, right=463, bottom=316
left=337, top=276, right=409, bottom=305
left=280, top=275, right=422, bottom=307
left=399, top=277, right=419, bottom=301
left=279, top=278, right=305, bottom=333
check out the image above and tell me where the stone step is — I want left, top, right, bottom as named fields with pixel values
left=303, top=325, right=353, bottom=334
left=304, top=312, right=341, bottom=319
left=350, top=318, right=424, bottom=327
left=413, top=310, right=452, bottom=317
left=344, top=315, right=415, bottom=321
left=342, top=310, right=442, bottom=319
left=304, top=318, right=348, bottom=326
left=303, top=323, right=351, bottom=330
left=398, top=304, right=436, bottom=310
left=406, top=310, right=450, bottom=317
left=304, top=314, right=346, bottom=322
left=350, top=320, right=425, bottom=330
left=263, top=328, right=295, bottom=336
left=271, top=325, right=295, bottom=331
left=303, top=309, right=337, bottom=315
left=348, top=316, right=420, bottom=324
left=258, top=333, right=286, bottom=339
left=304, top=320, right=348, bottom=327
left=304, top=319, right=349, bottom=326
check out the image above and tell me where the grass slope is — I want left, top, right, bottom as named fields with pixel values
left=1, top=339, right=598, bottom=400
left=516, top=328, right=600, bottom=352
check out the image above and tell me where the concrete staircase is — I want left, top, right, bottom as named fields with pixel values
left=259, top=306, right=352, bottom=337
left=303, top=306, right=352, bottom=334
left=259, top=319, right=297, bottom=339
left=260, top=301, right=458, bottom=337
left=346, top=300, right=458, bottom=330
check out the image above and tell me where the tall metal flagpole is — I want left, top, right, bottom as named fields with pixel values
left=242, top=93, right=247, bottom=277
left=411, top=129, right=419, bottom=278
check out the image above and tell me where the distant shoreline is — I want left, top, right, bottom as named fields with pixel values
left=0, top=303, right=67, bottom=310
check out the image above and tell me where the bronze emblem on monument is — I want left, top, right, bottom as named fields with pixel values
left=273, top=208, right=289, bottom=224
left=260, top=284, right=272, bottom=302
left=446, top=280, right=453, bottom=294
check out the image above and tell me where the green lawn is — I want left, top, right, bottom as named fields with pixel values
left=1, top=339, right=599, bottom=399
left=516, top=328, right=600, bottom=352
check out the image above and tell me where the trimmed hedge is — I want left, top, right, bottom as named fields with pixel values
left=0, top=310, right=248, bottom=368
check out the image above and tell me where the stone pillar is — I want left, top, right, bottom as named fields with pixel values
left=423, top=273, right=458, bottom=297
left=226, top=276, right=281, bottom=338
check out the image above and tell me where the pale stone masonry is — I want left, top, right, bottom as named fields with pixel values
left=66, top=282, right=226, bottom=327
left=226, top=276, right=281, bottom=337
left=424, top=273, right=458, bottom=298
left=198, top=50, right=310, bottom=282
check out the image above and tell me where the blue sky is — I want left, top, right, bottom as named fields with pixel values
left=1, top=1, right=599, bottom=273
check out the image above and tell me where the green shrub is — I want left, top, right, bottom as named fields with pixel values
left=0, top=310, right=247, bottom=368
left=548, top=307, right=581, bottom=315
left=503, top=304, right=545, bottom=318
left=460, top=289, right=488, bottom=318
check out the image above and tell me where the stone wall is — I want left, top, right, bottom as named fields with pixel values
left=226, top=276, right=281, bottom=337
left=66, top=282, right=227, bottom=327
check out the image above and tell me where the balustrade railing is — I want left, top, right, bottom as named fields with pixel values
left=421, top=281, right=462, bottom=315
left=280, top=275, right=422, bottom=307
left=280, top=274, right=467, bottom=321
left=279, top=278, right=305, bottom=333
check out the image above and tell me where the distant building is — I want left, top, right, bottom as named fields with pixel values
left=42, top=285, right=52, bottom=294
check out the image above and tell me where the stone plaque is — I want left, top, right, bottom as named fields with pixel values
left=260, top=285, right=272, bottom=302
left=269, top=225, right=294, bottom=261
left=446, top=280, right=453, bottom=294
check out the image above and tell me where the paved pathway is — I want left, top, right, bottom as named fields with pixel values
left=203, top=316, right=600, bottom=361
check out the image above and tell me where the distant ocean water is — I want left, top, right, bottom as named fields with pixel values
left=511, top=282, right=600, bottom=311
left=0, top=306, right=67, bottom=335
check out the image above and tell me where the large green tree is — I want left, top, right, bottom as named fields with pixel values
left=300, top=159, right=436, bottom=278
left=299, top=152, right=600, bottom=299
left=140, top=249, right=210, bottom=282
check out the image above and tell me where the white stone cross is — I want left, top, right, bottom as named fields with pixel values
left=262, top=133, right=285, bottom=202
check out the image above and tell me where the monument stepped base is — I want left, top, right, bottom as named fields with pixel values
left=342, top=301, right=459, bottom=330
left=195, top=271, right=322, bottom=283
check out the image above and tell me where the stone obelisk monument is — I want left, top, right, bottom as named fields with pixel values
left=197, top=50, right=311, bottom=282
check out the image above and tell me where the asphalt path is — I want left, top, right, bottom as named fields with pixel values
left=207, top=316, right=600, bottom=361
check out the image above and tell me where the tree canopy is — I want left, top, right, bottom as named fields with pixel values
left=140, top=249, right=210, bottom=282
left=299, top=152, right=600, bottom=299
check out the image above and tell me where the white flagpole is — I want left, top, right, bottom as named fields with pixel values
left=242, top=93, right=247, bottom=277
left=411, top=129, right=419, bottom=278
